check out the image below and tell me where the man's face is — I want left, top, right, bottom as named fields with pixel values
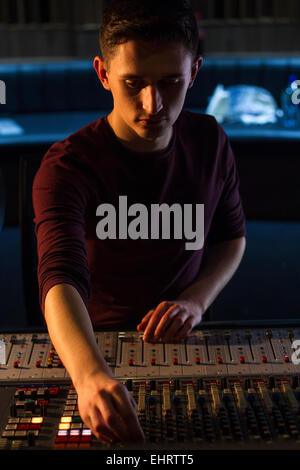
left=94, top=40, right=202, bottom=152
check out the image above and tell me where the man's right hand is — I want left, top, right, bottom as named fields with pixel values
left=44, top=284, right=145, bottom=445
left=76, top=370, right=145, bottom=444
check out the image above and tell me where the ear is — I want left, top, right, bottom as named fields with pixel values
left=93, top=56, right=111, bottom=91
left=188, top=56, right=203, bottom=89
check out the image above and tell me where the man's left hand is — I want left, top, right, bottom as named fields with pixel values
left=137, top=300, right=203, bottom=343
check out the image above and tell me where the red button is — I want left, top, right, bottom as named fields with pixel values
left=13, top=361, right=20, bottom=368
left=68, top=436, right=80, bottom=443
left=217, top=357, right=223, bottom=364
left=30, top=424, right=41, bottom=430
left=17, top=424, right=29, bottom=430
left=284, top=355, right=289, bottom=362
left=129, top=359, right=134, bottom=366
left=195, top=357, right=201, bottom=364
left=151, top=358, right=156, bottom=365
left=36, top=360, right=42, bottom=368
left=240, top=356, right=245, bottom=364
left=262, top=355, right=267, bottom=363
left=173, top=357, right=178, bottom=365
left=55, top=436, right=68, bottom=443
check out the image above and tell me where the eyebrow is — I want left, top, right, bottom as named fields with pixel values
left=119, top=73, right=185, bottom=79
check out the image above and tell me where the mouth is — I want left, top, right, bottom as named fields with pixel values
left=139, top=118, right=165, bottom=126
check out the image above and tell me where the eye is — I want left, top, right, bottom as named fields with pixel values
left=159, top=79, right=181, bottom=87
left=124, top=80, right=144, bottom=89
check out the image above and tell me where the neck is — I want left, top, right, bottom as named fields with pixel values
left=107, top=111, right=173, bottom=154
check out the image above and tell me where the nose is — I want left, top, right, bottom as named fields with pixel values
left=141, top=84, right=163, bottom=115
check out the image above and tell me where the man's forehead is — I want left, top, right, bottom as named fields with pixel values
left=110, top=39, right=192, bottom=76
left=119, top=72, right=187, bottom=79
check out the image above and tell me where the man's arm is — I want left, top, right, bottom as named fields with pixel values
left=137, top=236, right=246, bottom=342
left=44, top=283, right=145, bottom=443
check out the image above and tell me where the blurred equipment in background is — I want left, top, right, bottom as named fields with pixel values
left=206, top=84, right=280, bottom=125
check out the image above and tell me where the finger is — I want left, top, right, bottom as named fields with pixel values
left=112, top=388, right=145, bottom=442
left=97, top=392, right=129, bottom=442
left=172, top=319, right=194, bottom=342
left=137, top=309, right=154, bottom=331
left=161, top=313, right=189, bottom=343
left=88, top=404, right=120, bottom=443
left=143, top=301, right=173, bottom=342
left=152, top=304, right=183, bottom=340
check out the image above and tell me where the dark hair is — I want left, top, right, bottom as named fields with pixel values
left=99, top=0, right=200, bottom=68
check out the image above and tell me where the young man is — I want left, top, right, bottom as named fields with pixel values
left=33, top=0, right=246, bottom=445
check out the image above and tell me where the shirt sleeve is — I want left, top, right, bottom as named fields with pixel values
left=32, top=142, right=91, bottom=315
left=206, top=122, right=246, bottom=245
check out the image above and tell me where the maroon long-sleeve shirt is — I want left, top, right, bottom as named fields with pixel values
left=32, top=110, right=246, bottom=328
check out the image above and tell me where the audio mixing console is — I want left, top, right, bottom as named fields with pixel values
left=1, top=321, right=300, bottom=451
